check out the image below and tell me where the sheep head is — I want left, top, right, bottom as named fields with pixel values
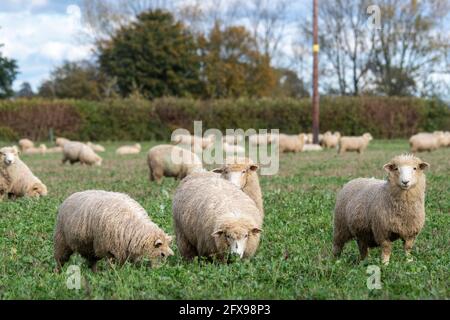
left=144, top=233, right=174, bottom=265
left=212, top=162, right=258, bottom=189
left=384, top=154, right=429, bottom=190
left=0, top=146, right=19, bottom=167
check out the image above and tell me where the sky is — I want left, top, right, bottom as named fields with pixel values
left=0, top=0, right=94, bottom=91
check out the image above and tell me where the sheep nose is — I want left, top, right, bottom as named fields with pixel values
left=401, top=180, right=409, bottom=185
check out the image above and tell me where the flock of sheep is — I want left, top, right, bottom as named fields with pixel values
left=0, top=128, right=445, bottom=273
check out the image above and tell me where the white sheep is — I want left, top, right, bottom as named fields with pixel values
left=87, top=142, right=106, bottom=153
left=62, top=141, right=102, bottom=166
left=302, top=144, right=323, bottom=151
left=147, top=144, right=203, bottom=184
left=0, top=146, right=48, bottom=199
left=333, top=154, right=429, bottom=264
left=55, top=137, right=70, bottom=147
left=409, top=132, right=441, bottom=152
left=116, top=143, right=141, bottom=155
left=249, top=133, right=274, bottom=146
left=321, top=131, right=341, bottom=149
left=275, top=134, right=305, bottom=153
left=23, top=144, right=47, bottom=155
left=222, top=142, right=246, bottom=155
left=54, top=190, right=174, bottom=272
left=173, top=172, right=263, bottom=261
left=338, top=133, right=373, bottom=154
left=18, top=139, right=34, bottom=151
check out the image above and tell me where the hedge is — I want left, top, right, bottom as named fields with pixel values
left=0, top=96, right=448, bottom=141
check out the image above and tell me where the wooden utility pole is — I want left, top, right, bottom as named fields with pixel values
left=312, top=0, right=320, bottom=144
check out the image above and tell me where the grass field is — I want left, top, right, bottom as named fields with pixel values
left=0, top=140, right=449, bottom=299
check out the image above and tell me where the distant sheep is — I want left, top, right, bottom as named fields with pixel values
left=321, top=131, right=341, bottom=149
left=54, top=190, right=174, bottom=272
left=409, top=132, right=441, bottom=152
left=46, top=146, right=63, bottom=154
left=222, top=142, right=246, bottom=155
left=173, top=134, right=214, bottom=150
left=338, top=133, right=373, bottom=154
left=23, top=144, right=47, bottom=155
left=18, top=139, right=34, bottom=151
left=62, top=141, right=102, bottom=166
left=302, top=144, right=323, bottom=152
left=55, top=137, right=70, bottom=147
left=147, top=144, right=203, bottom=184
left=276, top=134, right=305, bottom=153
left=249, top=134, right=273, bottom=146
left=173, top=172, right=263, bottom=261
left=333, top=154, right=429, bottom=264
left=116, top=143, right=141, bottom=155
left=0, top=146, right=48, bottom=199
left=87, top=142, right=106, bottom=153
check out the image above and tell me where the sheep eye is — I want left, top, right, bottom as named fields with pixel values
left=244, top=234, right=248, bottom=238
left=413, top=167, right=417, bottom=170
left=394, top=167, right=398, bottom=171
left=241, top=170, right=246, bottom=174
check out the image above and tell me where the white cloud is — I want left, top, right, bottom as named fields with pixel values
left=0, top=4, right=94, bottom=90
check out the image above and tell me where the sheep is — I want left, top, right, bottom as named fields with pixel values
left=212, top=157, right=264, bottom=215
left=62, top=141, right=102, bottom=166
left=302, top=144, right=323, bottom=151
left=443, top=132, right=450, bottom=147
left=55, top=137, right=70, bottom=147
left=305, top=133, right=324, bottom=144
left=147, top=144, right=203, bottom=184
left=116, top=143, right=141, bottom=155
left=222, top=142, right=246, bottom=155
left=173, top=172, right=263, bottom=261
left=333, top=154, right=429, bottom=265
left=0, top=146, right=48, bottom=199
left=321, top=131, right=341, bottom=149
left=338, top=133, right=373, bottom=154
left=173, top=134, right=214, bottom=150
left=87, top=142, right=106, bottom=153
left=46, top=146, right=63, bottom=154
left=54, top=190, right=174, bottom=272
left=409, top=133, right=440, bottom=153
left=249, top=133, right=274, bottom=146
left=275, top=134, right=305, bottom=153
left=18, top=139, right=34, bottom=151
left=23, top=144, right=47, bottom=155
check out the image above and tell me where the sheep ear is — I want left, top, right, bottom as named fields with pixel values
left=251, top=227, right=262, bottom=235
left=212, top=167, right=224, bottom=174
left=419, top=162, right=429, bottom=170
left=211, top=229, right=223, bottom=237
left=13, top=146, right=19, bottom=155
left=154, top=239, right=163, bottom=248
left=249, top=164, right=259, bottom=171
left=383, top=163, right=395, bottom=172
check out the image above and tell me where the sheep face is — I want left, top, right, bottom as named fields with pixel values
left=144, top=234, right=174, bottom=264
left=0, top=147, right=19, bottom=166
left=213, top=163, right=258, bottom=189
left=363, top=133, right=373, bottom=141
left=384, top=154, right=429, bottom=190
left=212, top=224, right=261, bottom=258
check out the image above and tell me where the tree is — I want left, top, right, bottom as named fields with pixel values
left=199, top=22, right=277, bottom=98
left=273, top=68, right=309, bottom=98
left=16, top=82, right=34, bottom=98
left=0, top=43, right=19, bottom=99
left=38, top=60, right=109, bottom=100
left=98, top=10, right=203, bottom=98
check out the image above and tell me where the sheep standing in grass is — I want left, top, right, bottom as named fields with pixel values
left=147, top=144, right=203, bottom=184
left=116, top=143, right=141, bottom=155
left=409, top=133, right=440, bottom=152
left=87, top=142, right=106, bottom=153
left=173, top=172, right=263, bottom=261
left=338, top=133, right=373, bottom=154
left=333, top=154, right=429, bottom=265
left=54, top=190, right=174, bottom=272
left=276, top=134, right=305, bottom=153
left=321, top=131, right=341, bottom=149
left=18, top=139, right=34, bottom=151
left=62, top=141, right=102, bottom=166
left=249, top=134, right=273, bottom=146
left=0, top=146, right=48, bottom=199
left=212, top=157, right=263, bottom=215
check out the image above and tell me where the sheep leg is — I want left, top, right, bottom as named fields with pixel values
left=357, top=240, right=369, bottom=261
left=403, top=238, right=415, bottom=262
left=380, top=241, right=392, bottom=265
left=86, top=257, right=99, bottom=272
left=176, top=231, right=198, bottom=260
left=54, top=242, right=73, bottom=273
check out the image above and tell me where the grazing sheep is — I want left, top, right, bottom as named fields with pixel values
left=321, top=131, right=341, bottom=149
left=87, top=142, right=106, bottom=153
left=0, top=146, right=48, bottom=199
left=116, top=143, right=141, bottom=155
left=23, top=144, right=47, bottom=155
left=409, top=133, right=440, bottom=153
left=302, top=144, right=323, bottom=151
left=333, top=154, right=429, bottom=265
left=147, top=144, right=203, bottom=184
left=338, top=133, right=373, bottom=154
left=62, top=141, right=102, bottom=166
left=276, top=134, right=305, bottom=153
left=55, top=137, right=70, bottom=147
left=173, top=172, right=263, bottom=261
left=18, top=139, right=34, bottom=151
left=54, top=190, right=174, bottom=272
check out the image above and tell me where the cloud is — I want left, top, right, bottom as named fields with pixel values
left=0, top=3, right=93, bottom=90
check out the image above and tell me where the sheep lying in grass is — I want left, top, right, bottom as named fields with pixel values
left=147, top=144, right=203, bottom=184
left=23, top=144, right=47, bottom=155
left=54, top=190, right=174, bottom=272
left=173, top=172, right=263, bottom=261
left=409, top=132, right=441, bottom=152
left=276, top=134, right=305, bottom=153
left=321, top=131, right=341, bottom=149
left=212, top=157, right=263, bottom=215
left=62, top=142, right=102, bottom=166
left=116, top=143, right=141, bottom=155
left=87, top=142, right=106, bottom=153
left=338, top=133, right=373, bottom=154
left=0, top=146, right=48, bottom=199
left=18, top=139, right=34, bottom=151
left=333, top=154, right=429, bottom=265
left=46, top=146, right=63, bottom=154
